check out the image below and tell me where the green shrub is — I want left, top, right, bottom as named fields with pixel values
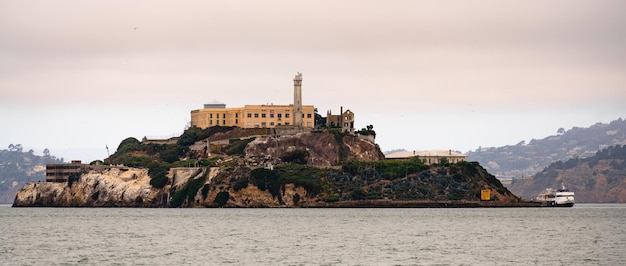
left=186, top=170, right=208, bottom=203
left=355, top=124, right=376, bottom=137
left=150, top=173, right=168, bottom=189
left=148, top=162, right=171, bottom=189
left=89, top=160, right=104, bottom=165
left=160, top=145, right=185, bottom=163
left=225, top=138, right=255, bottom=155
left=201, top=184, right=211, bottom=200
left=233, top=176, right=249, bottom=191
left=178, top=126, right=203, bottom=146
left=351, top=188, right=367, bottom=200
left=117, top=137, right=141, bottom=153
left=170, top=187, right=187, bottom=207
left=250, top=168, right=279, bottom=191
left=250, top=165, right=326, bottom=198
left=278, top=165, right=324, bottom=196
left=214, top=191, right=230, bottom=206
left=169, top=169, right=208, bottom=207
left=342, top=160, right=427, bottom=180
left=325, top=195, right=340, bottom=202
left=123, top=156, right=151, bottom=168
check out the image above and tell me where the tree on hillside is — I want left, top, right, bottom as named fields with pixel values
left=357, top=125, right=376, bottom=137
left=8, top=144, right=23, bottom=152
left=557, top=127, right=565, bottom=136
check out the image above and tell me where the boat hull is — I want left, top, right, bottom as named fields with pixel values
left=542, top=201, right=574, bottom=207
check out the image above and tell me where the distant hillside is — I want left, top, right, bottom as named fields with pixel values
left=508, top=145, right=626, bottom=203
left=0, top=146, right=63, bottom=203
left=466, top=118, right=626, bottom=179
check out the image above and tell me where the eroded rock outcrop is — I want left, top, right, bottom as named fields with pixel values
left=244, top=131, right=383, bottom=167
left=13, top=168, right=164, bottom=207
left=13, top=128, right=529, bottom=208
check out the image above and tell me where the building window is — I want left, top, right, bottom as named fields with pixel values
left=210, top=120, right=213, bottom=125
left=285, top=113, right=290, bottom=118
left=216, top=120, right=219, bottom=125
left=270, top=122, right=275, bottom=126
left=254, top=113, right=259, bottom=118
left=223, top=120, right=226, bottom=125
left=307, top=122, right=312, bottom=127
left=277, top=113, right=282, bottom=118
left=254, top=122, right=259, bottom=128
left=307, top=113, right=312, bottom=118
left=261, top=122, right=266, bottom=127
left=210, top=114, right=213, bottom=118
left=247, top=122, right=252, bottom=127
left=262, top=113, right=266, bottom=118
left=247, top=113, right=252, bottom=118
left=235, top=119, right=238, bottom=124
left=270, top=111, right=274, bottom=118
left=235, top=113, right=238, bottom=118
left=285, top=122, right=290, bottom=125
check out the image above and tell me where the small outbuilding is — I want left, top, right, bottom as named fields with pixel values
left=385, top=150, right=466, bottom=165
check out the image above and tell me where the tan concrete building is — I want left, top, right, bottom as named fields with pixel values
left=385, top=150, right=466, bottom=165
left=190, top=73, right=315, bottom=129
left=191, top=104, right=315, bottom=129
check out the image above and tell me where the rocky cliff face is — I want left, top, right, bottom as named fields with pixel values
left=14, top=161, right=523, bottom=208
left=244, top=131, right=383, bottom=167
left=13, top=168, right=164, bottom=207
left=14, top=129, right=524, bottom=207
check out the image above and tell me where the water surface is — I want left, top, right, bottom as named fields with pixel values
left=1, top=204, right=625, bottom=265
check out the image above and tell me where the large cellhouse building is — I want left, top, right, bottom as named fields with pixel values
left=190, top=73, right=315, bottom=129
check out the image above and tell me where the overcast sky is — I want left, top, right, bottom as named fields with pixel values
left=1, top=0, right=625, bottom=162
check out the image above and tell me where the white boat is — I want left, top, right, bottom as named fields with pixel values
left=535, top=186, right=575, bottom=207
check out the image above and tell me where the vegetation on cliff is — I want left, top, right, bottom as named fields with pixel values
left=509, top=144, right=626, bottom=202
left=14, top=126, right=521, bottom=207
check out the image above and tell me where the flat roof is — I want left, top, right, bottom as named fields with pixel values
left=386, top=150, right=466, bottom=159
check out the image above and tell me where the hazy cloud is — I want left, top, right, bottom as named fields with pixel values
left=1, top=0, right=625, bottom=159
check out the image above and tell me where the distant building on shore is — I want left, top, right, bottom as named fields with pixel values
left=46, top=161, right=128, bottom=183
left=46, top=160, right=86, bottom=182
left=385, top=150, right=466, bottom=165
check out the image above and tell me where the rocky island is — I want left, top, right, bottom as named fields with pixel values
left=13, top=73, right=537, bottom=208
left=13, top=127, right=536, bottom=208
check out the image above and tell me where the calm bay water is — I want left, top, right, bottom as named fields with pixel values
left=1, top=204, right=625, bottom=265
